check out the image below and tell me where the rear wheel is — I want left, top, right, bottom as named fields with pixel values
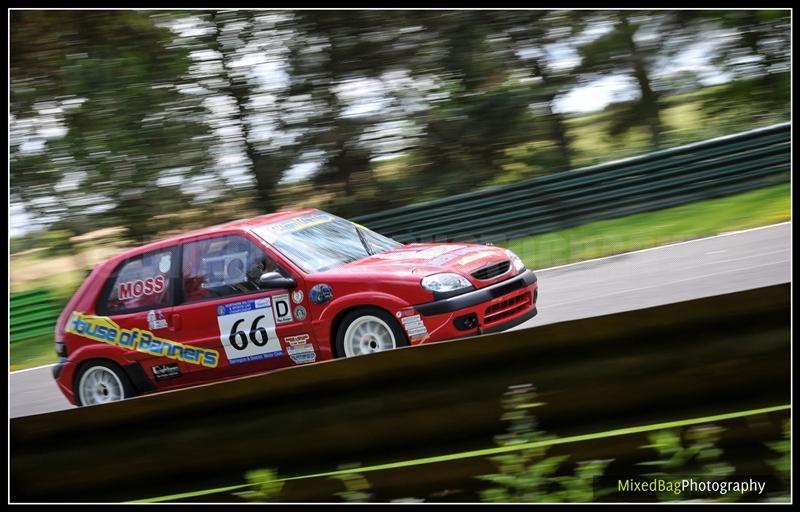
left=75, top=361, right=137, bottom=406
left=336, top=307, right=409, bottom=358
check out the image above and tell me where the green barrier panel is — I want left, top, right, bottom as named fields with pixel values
left=354, top=123, right=790, bottom=242
left=9, top=288, right=58, bottom=343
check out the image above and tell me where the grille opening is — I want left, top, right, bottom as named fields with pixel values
left=484, top=292, right=531, bottom=325
left=472, top=260, right=511, bottom=280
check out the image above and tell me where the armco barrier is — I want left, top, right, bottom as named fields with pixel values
left=10, top=284, right=790, bottom=502
left=353, top=123, right=790, bottom=243
left=9, top=288, right=59, bottom=343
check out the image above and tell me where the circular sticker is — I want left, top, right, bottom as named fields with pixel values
left=294, top=306, right=307, bottom=321
left=310, top=284, right=333, bottom=305
left=291, top=290, right=304, bottom=304
left=159, top=254, right=172, bottom=273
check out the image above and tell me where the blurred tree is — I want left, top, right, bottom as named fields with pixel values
left=695, top=10, right=790, bottom=122
left=575, top=11, right=698, bottom=148
left=281, top=11, right=425, bottom=199
left=11, top=9, right=790, bottom=238
left=405, top=11, right=540, bottom=195
left=10, top=10, right=213, bottom=241
left=486, top=10, right=585, bottom=170
left=197, top=11, right=300, bottom=213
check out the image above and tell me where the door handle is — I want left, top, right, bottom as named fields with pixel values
left=170, top=313, right=183, bottom=331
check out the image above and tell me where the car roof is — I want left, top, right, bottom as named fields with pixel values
left=106, top=208, right=318, bottom=263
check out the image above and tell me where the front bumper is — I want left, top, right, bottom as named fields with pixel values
left=411, top=269, right=538, bottom=342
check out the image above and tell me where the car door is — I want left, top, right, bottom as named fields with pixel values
left=171, top=232, right=313, bottom=384
left=97, top=245, right=193, bottom=389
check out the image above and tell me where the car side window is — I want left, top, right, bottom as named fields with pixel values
left=104, top=249, right=175, bottom=314
left=181, top=235, right=280, bottom=303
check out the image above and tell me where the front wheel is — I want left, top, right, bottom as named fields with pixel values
left=75, top=360, right=137, bottom=406
left=335, top=307, right=409, bottom=358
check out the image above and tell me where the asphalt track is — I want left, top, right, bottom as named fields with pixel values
left=9, top=222, right=791, bottom=418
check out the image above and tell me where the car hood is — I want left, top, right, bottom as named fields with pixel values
left=333, top=243, right=514, bottom=288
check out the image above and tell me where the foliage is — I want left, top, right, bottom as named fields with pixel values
left=236, top=468, right=285, bottom=502
left=477, top=384, right=612, bottom=502
left=638, top=424, right=738, bottom=502
left=10, top=10, right=791, bottom=243
left=329, top=465, right=375, bottom=503
left=764, top=420, right=790, bottom=502
left=10, top=11, right=213, bottom=241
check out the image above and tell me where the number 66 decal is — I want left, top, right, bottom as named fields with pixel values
left=228, top=315, right=271, bottom=350
left=217, top=298, right=282, bottom=364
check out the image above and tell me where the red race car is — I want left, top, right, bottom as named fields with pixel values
left=53, top=209, right=538, bottom=406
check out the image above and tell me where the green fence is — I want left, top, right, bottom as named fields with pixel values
left=354, top=123, right=791, bottom=243
left=9, top=288, right=59, bottom=343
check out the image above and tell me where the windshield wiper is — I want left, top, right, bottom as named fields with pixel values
left=355, top=227, right=374, bottom=256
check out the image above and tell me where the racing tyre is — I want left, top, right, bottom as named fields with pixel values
left=335, top=307, right=409, bottom=358
left=75, top=360, right=137, bottom=406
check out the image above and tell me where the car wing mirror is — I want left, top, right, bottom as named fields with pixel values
left=259, top=271, right=296, bottom=289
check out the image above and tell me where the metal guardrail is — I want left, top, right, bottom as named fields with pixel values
left=353, top=123, right=791, bottom=243
left=9, top=288, right=59, bottom=343
left=10, top=284, right=790, bottom=502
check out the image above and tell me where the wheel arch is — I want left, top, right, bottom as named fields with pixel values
left=330, top=304, right=402, bottom=358
left=73, top=358, right=147, bottom=405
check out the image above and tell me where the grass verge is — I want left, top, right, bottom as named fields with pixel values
left=502, top=183, right=790, bottom=269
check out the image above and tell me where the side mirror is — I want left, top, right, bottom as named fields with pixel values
left=259, top=271, right=296, bottom=290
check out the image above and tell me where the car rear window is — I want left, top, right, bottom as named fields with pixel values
left=104, top=249, right=174, bottom=314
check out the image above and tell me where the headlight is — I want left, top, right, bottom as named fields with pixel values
left=421, top=273, right=472, bottom=293
left=506, top=249, right=525, bottom=272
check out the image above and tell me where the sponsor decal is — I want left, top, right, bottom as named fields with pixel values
left=309, top=284, right=333, bottom=305
left=118, top=275, right=165, bottom=301
left=430, top=254, right=457, bottom=266
left=434, top=246, right=492, bottom=265
left=400, top=314, right=429, bottom=342
left=158, top=254, right=172, bottom=273
left=152, top=363, right=181, bottom=381
left=147, top=309, right=168, bottom=330
left=396, top=308, right=418, bottom=318
left=273, top=294, right=293, bottom=323
left=291, top=290, right=304, bottom=304
left=270, top=213, right=333, bottom=236
left=284, top=334, right=317, bottom=364
left=294, top=306, right=307, bottom=321
left=431, top=245, right=499, bottom=266
left=216, top=297, right=282, bottom=365
left=457, top=251, right=497, bottom=266
left=68, top=312, right=219, bottom=368
left=373, top=245, right=459, bottom=261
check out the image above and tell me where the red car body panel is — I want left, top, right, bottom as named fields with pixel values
left=53, top=210, right=538, bottom=405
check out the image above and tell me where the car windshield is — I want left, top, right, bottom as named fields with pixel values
left=252, top=212, right=403, bottom=273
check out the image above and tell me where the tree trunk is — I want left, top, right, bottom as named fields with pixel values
left=620, top=15, right=664, bottom=149
left=532, top=61, right=572, bottom=170
left=210, top=13, right=278, bottom=213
